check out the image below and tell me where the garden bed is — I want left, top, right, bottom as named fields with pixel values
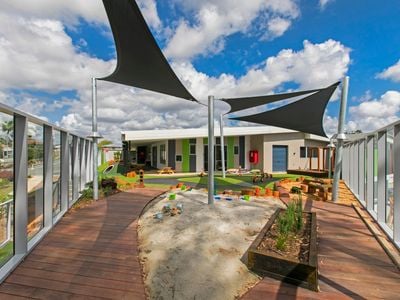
left=247, top=207, right=318, bottom=291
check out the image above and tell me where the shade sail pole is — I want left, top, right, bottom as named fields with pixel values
left=220, top=114, right=226, bottom=178
left=332, top=76, right=349, bottom=203
left=208, top=96, right=215, bottom=205
left=92, top=78, right=99, bottom=201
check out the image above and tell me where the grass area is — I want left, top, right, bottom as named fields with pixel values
left=0, top=185, right=13, bottom=203
left=96, top=163, right=310, bottom=192
left=0, top=241, right=13, bottom=266
left=178, top=173, right=309, bottom=191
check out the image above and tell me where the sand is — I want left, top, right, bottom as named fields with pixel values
left=138, top=189, right=284, bottom=300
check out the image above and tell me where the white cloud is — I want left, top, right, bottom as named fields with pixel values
left=0, top=12, right=113, bottom=92
left=377, top=59, right=400, bottom=83
left=264, top=17, right=292, bottom=39
left=347, top=91, right=400, bottom=132
left=164, top=0, right=299, bottom=60
left=137, top=0, right=162, bottom=30
left=0, top=0, right=107, bottom=26
left=319, top=0, right=334, bottom=10
left=0, top=1, right=351, bottom=143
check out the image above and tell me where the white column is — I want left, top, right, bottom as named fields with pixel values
left=377, top=131, right=386, bottom=223
left=43, top=125, right=53, bottom=228
left=393, top=124, right=400, bottom=245
left=208, top=96, right=215, bottom=205
left=332, top=76, right=349, bottom=202
left=366, top=136, right=374, bottom=212
left=358, top=139, right=365, bottom=202
left=14, top=114, right=28, bottom=255
left=60, top=131, right=69, bottom=213
left=92, top=78, right=99, bottom=200
left=220, top=114, right=226, bottom=178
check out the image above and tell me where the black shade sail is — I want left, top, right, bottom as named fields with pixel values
left=221, top=88, right=321, bottom=114
left=100, top=0, right=196, bottom=101
left=229, top=82, right=340, bottom=137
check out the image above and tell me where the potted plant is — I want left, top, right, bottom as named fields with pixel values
left=246, top=197, right=318, bottom=291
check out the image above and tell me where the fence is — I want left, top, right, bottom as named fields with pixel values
left=0, top=101, right=94, bottom=282
left=342, top=121, right=399, bottom=248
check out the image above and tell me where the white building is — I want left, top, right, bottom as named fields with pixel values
left=121, top=126, right=330, bottom=174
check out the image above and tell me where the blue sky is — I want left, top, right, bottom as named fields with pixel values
left=0, top=0, right=399, bottom=142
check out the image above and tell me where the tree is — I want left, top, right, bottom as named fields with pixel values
left=98, top=139, right=112, bottom=148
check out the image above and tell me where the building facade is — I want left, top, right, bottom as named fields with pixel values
left=122, top=127, right=329, bottom=173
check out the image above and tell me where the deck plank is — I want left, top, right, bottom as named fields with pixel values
left=241, top=184, right=400, bottom=300
left=0, top=189, right=164, bottom=300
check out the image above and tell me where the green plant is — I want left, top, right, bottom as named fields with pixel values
left=290, top=186, right=301, bottom=194
left=102, top=186, right=113, bottom=197
left=81, top=188, right=93, bottom=199
left=295, top=195, right=303, bottom=231
left=276, top=233, right=287, bottom=251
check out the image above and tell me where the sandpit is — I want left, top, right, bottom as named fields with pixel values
left=138, top=189, right=285, bottom=300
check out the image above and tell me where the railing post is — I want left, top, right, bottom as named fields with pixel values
left=208, top=95, right=215, bottom=205
left=220, top=114, right=226, bottom=178
left=43, top=125, right=53, bottom=228
left=14, top=114, right=28, bottom=255
left=332, top=76, right=349, bottom=203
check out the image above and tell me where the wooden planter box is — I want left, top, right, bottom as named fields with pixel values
left=247, top=209, right=318, bottom=291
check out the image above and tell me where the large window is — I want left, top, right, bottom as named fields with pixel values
left=0, top=113, right=14, bottom=266
left=52, top=130, right=61, bottom=216
left=386, top=129, right=394, bottom=229
left=27, top=122, right=44, bottom=239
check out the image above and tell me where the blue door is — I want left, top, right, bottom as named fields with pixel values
left=273, top=146, right=288, bottom=172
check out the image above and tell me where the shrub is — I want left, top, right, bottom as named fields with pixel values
left=81, top=188, right=93, bottom=199
left=101, top=178, right=117, bottom=190
left=276, top=233, right=287, bottom=251
left=295, top=195, right=303, bottom=231
left=290, top=186, right=301, bottom=194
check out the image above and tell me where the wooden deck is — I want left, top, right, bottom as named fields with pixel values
left=0, top=188, right=165, bottom=300
left=1, top=186, right=399, bottom=299
left=242, top=198, right=400, bottom=299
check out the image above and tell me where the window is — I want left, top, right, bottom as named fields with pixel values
left=176, top=155, right=182, bottom=162
left=27, top=122, right=44, bottom=240
left=300, top=147, right=307, bottom=158
left=190, top=145, right=196, bottom=155
left=52, top=130, right=61, bottom=217
left=189, top=139, right=196, bottom=155
left=301, top=147, right=318, bottom=158
left=234, top=146, right=239, bottom=155
left=0, top=113, right=14, bottom=266
left=160, top=144, right=166, bottom=164
left=216, top=137, right=221, bottom=145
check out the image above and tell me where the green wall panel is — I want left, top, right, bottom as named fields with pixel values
left=227, top=136, right=234, bottom=168
left=182, top=139, right=190, bottom=172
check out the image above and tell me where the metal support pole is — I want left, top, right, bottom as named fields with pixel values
left=220, top=114, right=226, bottom=178
left=92, top=78, right=99, bottom=200
left=328, top=147, right=332, bottom=179
left=208, top=96, right=215, bottom=205
left=332, top=76, right=349, bottom=202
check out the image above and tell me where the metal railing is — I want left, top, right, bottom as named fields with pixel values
left=342, top=119, right=400, bottom=248
left=0, top=100, right=94, bottom=282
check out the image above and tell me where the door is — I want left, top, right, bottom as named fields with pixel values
left=273, top=145, right=288, bottom=172
left=152, top=146, right=157, bottom=168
